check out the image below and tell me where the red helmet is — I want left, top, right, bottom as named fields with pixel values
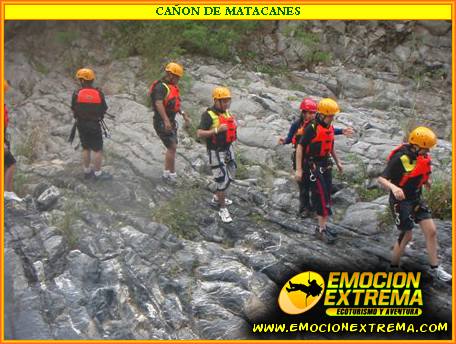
left=300, top=98, right=317, bottom=112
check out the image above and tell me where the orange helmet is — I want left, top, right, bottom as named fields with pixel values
left=317, top=98, right=340, bottom=116
left=165, top=62, right=184, bottom=77
left=75, top=68, right=95, bottom=81
left=212, top=86, right=231, bottom=100
left=408, top=126, right=437, bottom=149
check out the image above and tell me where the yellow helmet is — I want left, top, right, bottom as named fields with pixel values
left=408, top=126, right=437, bottom=149
left=212, top=86, right=231, bottom=100
left=75, top=68, right=95, bottom=81
left=165, top=62, right=184, bottom=77
left=4, top=80, right=9, bottom=92
left=317, top=98, right=340, bottom=116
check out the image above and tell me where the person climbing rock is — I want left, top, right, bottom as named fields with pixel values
left=148, top=62, right=190, bottom=184
left=279, top=97, right=353, bottom=217
left=3, top=80, right=22, bottom=202
left=295, top=98, right=344, bottom=244
left=71, top=68, right=112, bottom=181
left=197, top=86, right=237, bottom=223
left=378, top=126, right=451, bottom=282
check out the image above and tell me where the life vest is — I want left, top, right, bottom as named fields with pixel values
left=291, top=119, right=311, bottom=146
left=387, top=144, right=432, bottom=188
left=208, top=110, right=237, bottom=145
left=148, top=80, right=181, bottom=113
left=74, top=87, right=104, bottom=120
left=308, top=122, right=334, bottom=158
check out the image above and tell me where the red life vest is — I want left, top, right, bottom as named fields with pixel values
left=74, top=88, right=104, bottom=120
left=388, top=144, right=432, bottom=188
left=76, top=88, right=102, bottom=104
left=308, top=123, right=334, bottom=157
left=291, top=119, right=311, bottom=146
left=208, top=110, right=237, bottom=145
left=148, top=80, right=181, bottom=113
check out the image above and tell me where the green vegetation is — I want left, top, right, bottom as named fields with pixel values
left=377, top=208, right=395, bottom=229
left=151, top=186, right=202, bottom=239
left=235, top=150, right=252, bottom=180
left=423, top=177, right=451, bottom=220
left=284, top=28, right=331, bottom=70
left=337, top=154, right=383, bottom=202
left=52, top=200, right=81, bottom=249
left=109, top=22, right=262, bottom=81
left=15, top=127, right=42, bottom=162
left=13, top=171, right=29, bottom=197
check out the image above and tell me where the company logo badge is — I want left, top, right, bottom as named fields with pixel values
left=278, top=271, right=325, bottom=315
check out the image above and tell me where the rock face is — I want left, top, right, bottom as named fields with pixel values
left=3, top=21, right=452, bottom=340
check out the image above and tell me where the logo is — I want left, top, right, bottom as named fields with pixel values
left=278, top=271, right=325, bottom=315
left=278, top=271, right=423, bottom=317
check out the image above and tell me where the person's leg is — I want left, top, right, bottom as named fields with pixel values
left=216, top=191, right=226, bottom=208
left=4, top=164, right=15, bottom=192
left=82, top=149, right=91, bottom=169
left=165, top=142, right=177, bottom=174
left=420, top=218, right=438, bottom=266
left=93, top=150, right=102, bottom=172
left=391, top=230, right=413, bottom=266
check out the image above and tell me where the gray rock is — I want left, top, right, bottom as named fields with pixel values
left=340, top=202, right=388, bottom=235
left=36, top=185, right=60, bottom=211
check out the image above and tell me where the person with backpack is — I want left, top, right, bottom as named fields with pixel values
left=279, top=98, right=353, bottom=217
left=197, top=86, right=237, bottom=223
left=71, top=68, right=112, bottom=181
left=378, top=127, right=451, bottom=282
left=3, top=80, right=22, bottom=202
left=295, top=98, right=343, bottom=244
left=148, top=62, right=190, bottom=183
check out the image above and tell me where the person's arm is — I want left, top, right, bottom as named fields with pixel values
left=179, top=110, right=191, bottom=128
left=378, top=176, right=405, bottom=200
left=377, top=156, right=406, bottom=200
left=196, top=112, right=227, bottom=139
left=334, top=127, right=354, bottom=137
left=295, top=144, right=304, bottom=181
left=331, top=146, right=343, bottom=172
left=282, top=120, right=300, bottom=145
left=152, top=83, right=172, bottom=132
left=294, top=125, right=314, bottom=181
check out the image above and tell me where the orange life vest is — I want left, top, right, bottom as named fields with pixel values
left=148, top=80, right=181, bottom=113
left=291, top=119, right=311, bottom=146
left=74, top=88, right=104, bottom=120
left=76, top=88, right=102, bottom=104
left=308, top=123, right=334, bottom=158
left=388, top=144, right=432, bottom=188
left=208, top=110, right=237, bottom=145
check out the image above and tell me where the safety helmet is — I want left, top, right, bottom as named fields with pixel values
left=165, top=62, right=184, bottom=77
left=75, top=68, right=95, bottom=81
left=300, top=98, right=317, bottom=112
left=317, top=98, right=340, bottom=116
left=408, top=126, right=437, bottom=149
left=212, top=86, right=231, bottom=100
left=4, top=80, right=9, bottom=92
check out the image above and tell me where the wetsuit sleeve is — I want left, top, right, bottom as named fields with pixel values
left=334, top=128, right=343, bottom=135
left=381, top=155, right=405, bottom=183
left=284, top=119, right=300, bottom=144
left=198, top=112, right=213, bottom=130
